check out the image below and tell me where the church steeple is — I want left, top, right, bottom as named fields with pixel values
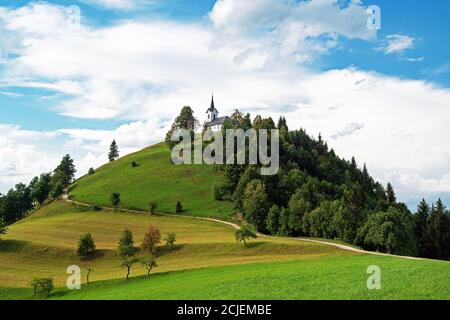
left=206, top=94, right=218, bottom=121
left=208, top=94, right=216, bottom=112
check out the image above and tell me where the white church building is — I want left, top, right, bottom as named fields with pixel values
left=204, top=95, right=230, bottom=132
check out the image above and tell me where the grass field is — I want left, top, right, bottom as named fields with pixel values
left=69, top=143, right=233, bottom=218
left=1, top=200, right=449, bottom=300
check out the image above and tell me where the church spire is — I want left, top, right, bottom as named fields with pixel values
left=210, top=94, right=215, bottom=111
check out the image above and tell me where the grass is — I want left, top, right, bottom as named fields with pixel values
left=0, top=201, right=345, bottom=289
left=69, top=143, right=233, bottom=218
left=3, top=255, right=450, bottom=300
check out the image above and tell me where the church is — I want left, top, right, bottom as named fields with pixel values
left=204, top=95, right=230, bottom=132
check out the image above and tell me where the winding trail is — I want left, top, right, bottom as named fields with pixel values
left=63, top=198, right=423, bottom=261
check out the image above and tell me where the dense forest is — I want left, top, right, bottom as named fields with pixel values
left=167, top=107, right=450, bottom=260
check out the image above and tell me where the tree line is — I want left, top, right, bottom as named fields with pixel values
left=166, top=107, right=450, bottom=260
left=0, top=154, right=76, bottom=225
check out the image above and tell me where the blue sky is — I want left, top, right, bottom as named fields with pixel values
left=0, top=0, right=450, bottom=209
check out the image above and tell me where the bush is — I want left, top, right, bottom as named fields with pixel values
left=131, top=161, right=138, bottom=168
left=164, top=232, right=177, bottom=249
left=176, top=201, right=183, bottom=213
left=88, top=168, right=95, bottom=175
left=31, top=277, right=54, bottom=297
left=77, top=233, right=96, bottom=256
left=110, top=192, right=121, bottom=210
left=212, top=184, right=223, bottom=201
left=148, top=201, right=157, bottom=214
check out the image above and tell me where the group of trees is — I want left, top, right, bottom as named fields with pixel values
left=0, top=154, right=76, bottom=225
left=165, top=106, right=449, bottom=260
left=76, top=227, right=177, bottom=280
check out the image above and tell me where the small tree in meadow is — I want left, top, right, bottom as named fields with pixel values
left=88, top=168, right=95, bottom=175
left=148, top=201, right=157, bottom=214
left=117, top=229, right=137, bottom=280
left=110, top=192, right=121, bottom=211
left=142, top=226, right=161, bottom=255
left=131, top=161, right=138, bottom=168
left=141, top=256, right=158, bottom=276
left=164, top=232, right=177, bottom=249
left=108, top=140, right=119, bottom=162
left=235, top=224, right=257, bottom=246
left=176, top=201, right=183, bottom=213
left=77, top=233, right=96, bottom=257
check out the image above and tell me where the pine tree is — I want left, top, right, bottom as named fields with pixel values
left=414, top=199, right=430, bottom=256
left=428, top=199, right=450, bottom=259
left=386, top=183, right=396, bottom=206
left=108, top=140, right=119, bottom=162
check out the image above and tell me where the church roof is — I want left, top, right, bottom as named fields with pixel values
left=206, top=95, right=218, bottom=113
left=205, top=116, right=229, bottom=127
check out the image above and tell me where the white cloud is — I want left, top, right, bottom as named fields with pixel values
left=81, top=0, right=150, bottom=10
left=381, top=34, right=415, bottom=54
left=0, top=2, right=449, bottom=208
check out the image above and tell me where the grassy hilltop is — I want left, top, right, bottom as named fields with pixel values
left=70, top=143, right=232, bottom=218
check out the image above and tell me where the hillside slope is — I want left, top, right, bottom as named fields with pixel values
left=70, top=143, right=232, bottom=218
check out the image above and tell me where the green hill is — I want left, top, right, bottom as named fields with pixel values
left=70, top=143, right=232, bottom=218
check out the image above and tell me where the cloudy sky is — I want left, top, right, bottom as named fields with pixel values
left=0, top=0, right=449, bottom=209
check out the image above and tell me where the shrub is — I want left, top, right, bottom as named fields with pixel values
left=110, top=192, right=121, bottom=210
left=88, top=168, right=95, bottom=175
left=212, top=184, right=223, bottom=201
left=31, top=277, right=54, bottom=297
left=148, top=201, right=157, bottom=214
left=164, top=232, right=177, bottom=249
left=77, top=233, right=96, bottom=256
left=131, top=161, right=138, bottom=168
left=176, top=201, right=183, bottom=213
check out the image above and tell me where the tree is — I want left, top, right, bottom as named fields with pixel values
left=413, top=199, right=430, bottom=256
left=87, top=268, right=93, bottom=285
left=77, top=233, right=96, bottom=257
left=176, top=201, right=182, bottom=213
left=357, top=207, right=417, bottom=256
left=0, top=218, right=7, bottom=239
left=243, top=180, right=269, bottom=232
left=88, top=168, right=95, bottom=175
left=235, top=224, right=257, bottom=246
left=386, top=183, right=396, bottom=206
left=31, top=277, right=54, bottom=297
left=117, top=229, right=136, bottom=258
left=164, top=232, right=177, bottom=249
left=52, top=154, right=76, bottom=187
left=266, top=205, right=281, bottom=234
left=121, top=258, right=139, bottom=280
left=110, top=192, right=121, bottom=211
left=148, top=201, right=157, bottom=214
left=302, top=200, right=338, bottom=238
left=131, top=161, right=138, bottom=168
left=141, top=256, right=158, bottom=276
left=117, top=229, right=137, bottom=280
left=427, top=199, right=450, bottom=260
left=31, top=173, right=52, bottom=205
left=165, top=106, right=199, bottom=147
left=50, top=183, right=64, bottom=199
left=108, top=140, right=119, bottom=162
left=141, top=226, right=161, bottom=255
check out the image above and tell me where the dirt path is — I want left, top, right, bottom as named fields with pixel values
left=63, top=198, right=423, bottom=261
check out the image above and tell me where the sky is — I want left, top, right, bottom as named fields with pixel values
left=0, top=0, right=450, bottom=210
